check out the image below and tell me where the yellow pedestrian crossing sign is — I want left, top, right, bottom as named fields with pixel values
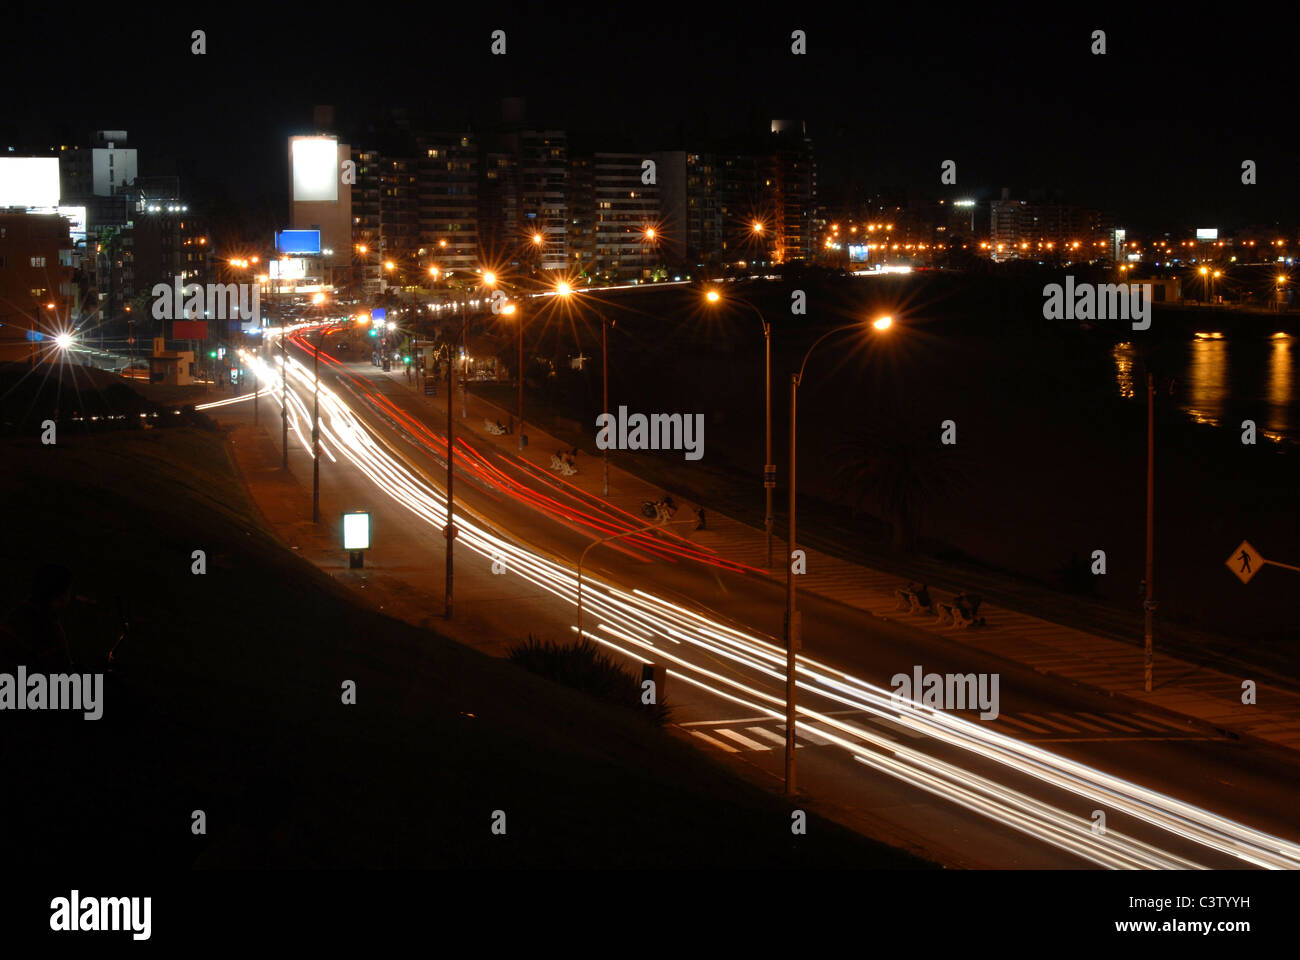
left=1227, top=540, right=1264, bottom=583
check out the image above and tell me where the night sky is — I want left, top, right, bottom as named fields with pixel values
left=5, top=4, right=1295, bottom=233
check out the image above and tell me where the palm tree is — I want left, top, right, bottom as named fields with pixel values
left=834, top=416, right=967, bottom=552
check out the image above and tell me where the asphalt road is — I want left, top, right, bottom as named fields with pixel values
left=220, top=331, right=1300, bottom=868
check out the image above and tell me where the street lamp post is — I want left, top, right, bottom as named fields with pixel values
left=707, top=290, right=774, bottom=567
left=1144, top=371, right=1155, bottom=692
left=601, top=313, right=610, bottom=497
left=445, top=279, right=487, bottom=618
left=511, top=305, right=525, bottom=449
left=785, top=369, right=800, bottom=795
left=253, top=275, right=267, bottom=426
left=446, top=295, right=462, bottom=619
left=555, top=281, right=611, bottom=496
left=480, top=271, right=526, bottom=446
left=311, top=293, right=326, bottom=524
left=313, top=329, right=320, bottom=523
left=784, top=315, right=893, bottom=796
left=280, top=303, right=288, bottom=471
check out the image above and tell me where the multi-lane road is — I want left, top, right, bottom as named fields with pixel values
left=208, top=322, right=1300, bottom=868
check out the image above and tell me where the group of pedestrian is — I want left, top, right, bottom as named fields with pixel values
left=905, top=581, right=932, bottom=609
left=952, top=592, right=985, bottom=626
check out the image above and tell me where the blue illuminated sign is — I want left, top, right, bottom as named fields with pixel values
left=275, top=230, right=322, bottom=255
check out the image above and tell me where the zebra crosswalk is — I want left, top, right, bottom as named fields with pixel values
left=682, top=710, right=1220, bottom=754
left=683, top=713, right=924, bottom=754
left=991, top=710, right=1220, bottom=740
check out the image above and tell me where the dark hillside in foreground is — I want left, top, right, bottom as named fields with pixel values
left=0, top=417, right=927, bottom=869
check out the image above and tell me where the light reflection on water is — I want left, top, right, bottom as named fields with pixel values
left=1109, top=333, right=1298, bottom=442
left=1265, top=336, right=1292, bottom=441
left=1185, top=336, right=1229, bottom=427
left=1111, top=342, right=1136, bottom=399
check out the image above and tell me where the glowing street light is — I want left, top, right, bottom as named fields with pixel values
left=782, top=314, right=897, bottom=796
left=555, top=281, right=612, bottom=493
left=445, top=268, right=503, bottom=617
left=706, top=288, right=776, bottom=567
left=54, top=332, right=73, bottom=350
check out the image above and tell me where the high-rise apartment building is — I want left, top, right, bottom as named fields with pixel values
left=417, top=132, right=479, bottom=273
left=769, top=120, right=817, bottom=263
left=593, top=153, right=659, bottom=282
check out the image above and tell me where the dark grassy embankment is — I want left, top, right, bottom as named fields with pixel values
left=0, top=402, right=927, bottom=868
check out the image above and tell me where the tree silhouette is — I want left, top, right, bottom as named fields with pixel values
left=833, top=413, right=967, bottom=552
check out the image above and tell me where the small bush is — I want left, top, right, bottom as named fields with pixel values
left=508, top=635, right=670, bottom=726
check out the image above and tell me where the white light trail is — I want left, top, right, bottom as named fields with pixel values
left=240, top=345, right=1300, bottom=870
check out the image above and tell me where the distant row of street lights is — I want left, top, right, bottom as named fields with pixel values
left=248, top=265, right=893, bottom=798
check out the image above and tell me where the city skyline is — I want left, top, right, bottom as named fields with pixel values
left=4, top=0, right=1299, bottom=942
left=5, top=7, right=1297, bottom=232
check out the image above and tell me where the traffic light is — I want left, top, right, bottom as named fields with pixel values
left=208, top=350, right=217, bottom=358
left=368, top=329, right=378, bottom=337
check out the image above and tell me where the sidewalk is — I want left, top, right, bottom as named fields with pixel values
left=387, top=366, right=1300, bottom=756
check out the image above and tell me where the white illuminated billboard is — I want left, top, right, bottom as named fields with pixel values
left=1196, top=228, right=1218, bottom=241
left=0, top=157, right=60, bottom=208
left=270, top=258, right=308, bottom=280
left=343, top=512, right=370, bottom=550
left=292, top=137, right=339, bottom=204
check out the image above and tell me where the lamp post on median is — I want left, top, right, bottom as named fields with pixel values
left=445, top=296, right=461, bottom=618
left=311, top=292, right=326, bottom=524
left=445, top=274, right=491, bottom=619
left=555, top=281, right=612, bottom=496
left=784, top=314, right=894, bottom=797
left=706, top=288, right=775, bottom=568
left=498, top=301, right=526, bottom=448
left=601, top=311, right=610, bottom=497
left=1144, top=370, right=1155, bottom=691
left=280, top=306, right=289, bottom=471
left=253, top=274, right=268, bottom=426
